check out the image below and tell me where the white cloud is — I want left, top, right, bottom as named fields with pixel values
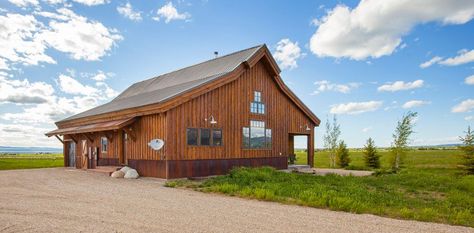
left=439, top=49, right=474, bottom=66
left=402, top=100, right=431, bottom=109
left=378, top=80, right=424, bottom=92
left=57, top=74, right=98, bottom=96
left=95, top=81, right=118, bottom=98
left=273, top=39, right=303, bottom=70
left=311, top=80, right=360, bottom=95
left=39, top=8, right=123, bottom=61
left=0, top=123, right=60, bottom=147
left=71, top=0, right=109, bottom=6
left=310, top=0, right=474, bottom=60
left=465, top=116, right=473, bottom=121
left=117, top=2, right=142, bottom=22
left=452, top=99, right=474, bottom=113
left=420, top=56, right=443, bottom=68
left=8, top=0, right=38, bottom=7
left=362, top=126, right=372, bottom=133
left=0, top=77, right=54, bottom=104
left=0, top=13, right=56, bottom=70
left=153, top=2, right=190, bottom=23
left=330, top=101, right=383, bottom=115
left=465, top=75, right=474, bottom=85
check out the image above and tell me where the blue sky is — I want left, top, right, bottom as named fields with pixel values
left=0, top=0, right=473, bottom=148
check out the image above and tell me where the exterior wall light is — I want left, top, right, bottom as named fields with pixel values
left=206, top=115, right=217, bottom=125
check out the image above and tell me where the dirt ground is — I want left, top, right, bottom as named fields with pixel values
left=0, top=168, right=472, bottom=233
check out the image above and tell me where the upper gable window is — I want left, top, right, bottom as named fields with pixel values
left=250, top=91, right=265, bottom=114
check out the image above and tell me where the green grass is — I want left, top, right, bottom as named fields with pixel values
left=170, top=149, right=474, bottom=227
left=0, top=153, right=64, bottom=170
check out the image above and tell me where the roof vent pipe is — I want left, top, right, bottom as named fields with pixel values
left=214, top=51, right=218, bottom=58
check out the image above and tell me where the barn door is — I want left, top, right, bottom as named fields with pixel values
left=68, top=142, right=76, bottom=167
left=81, top=140, right=88, bottom=169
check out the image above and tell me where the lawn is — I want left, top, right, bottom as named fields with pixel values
left=169, top=149, right=474, bottom=227
left=0, top=153, right=64, bottom=170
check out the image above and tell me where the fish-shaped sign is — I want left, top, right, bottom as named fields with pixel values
left=148, top=139, right=164, bottom=151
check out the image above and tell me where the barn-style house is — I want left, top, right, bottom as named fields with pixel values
left=46, top=45, right=320, bottom=179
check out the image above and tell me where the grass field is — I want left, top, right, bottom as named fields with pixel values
left=169, top=149, right=474, bottom=227
left=0, top=153, right=63, bottom=170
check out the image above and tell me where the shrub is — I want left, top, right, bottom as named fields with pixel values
left=363, top=138, right=381, bottom=169
left=336, top=140, right=350, bottom=168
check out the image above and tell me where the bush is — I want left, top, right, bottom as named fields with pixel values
left=336, top=141, right=350, bottom=168
left=363, top=138, right=381, bottom=169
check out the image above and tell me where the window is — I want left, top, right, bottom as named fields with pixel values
left=242, top=127, right=250, bottom=148
left=101, top=137, right=108, bottom=153
left=200, top=128, right=210, bottom=146
left=187, top=128, right=198, bottom=146
left=187, top=128, right=223, bottom=146
left=242, top=121, right=272, bottom=149
left=254, top=91, right=261, bottom=102
left=212, top=129, right=222, bottom=146
left=250, top=91, right=265, bottom=114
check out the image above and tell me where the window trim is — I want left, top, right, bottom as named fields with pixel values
left=101, top=137, right=108, bottom=153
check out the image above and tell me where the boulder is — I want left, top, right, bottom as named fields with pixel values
left=124, top=169, right=139, bottom=179
left=120, top=166, right=132, bottom=173
left=111, top=170, right=125, bottom=178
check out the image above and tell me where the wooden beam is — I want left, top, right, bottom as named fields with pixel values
left=69, top=135, right=77, bottom=144
left=54, top=135, right=64, bottom=144
left=123, top=126, right=136, bottom=141
left=83, top=133, right=94, bottom=143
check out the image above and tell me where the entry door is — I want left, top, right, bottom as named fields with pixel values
left=68, top=142, right=76, bottom=167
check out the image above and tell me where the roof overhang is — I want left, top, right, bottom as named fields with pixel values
left=45, top=117, right=135, bottom=137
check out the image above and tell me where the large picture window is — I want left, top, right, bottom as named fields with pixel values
left=187, top=128, right=222, bottom=146
left=242, top=120, right=272, bottom=149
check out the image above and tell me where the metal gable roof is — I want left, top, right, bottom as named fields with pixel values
left=58, top=45, right=263, bottom=123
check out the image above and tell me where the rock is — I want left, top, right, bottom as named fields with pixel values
left=111, top=170, right=125, bottom=178
left=124, top=169, right=139, bottom=179
left=120, top=166, right=132, bottom=173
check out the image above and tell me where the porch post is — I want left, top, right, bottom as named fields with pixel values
left=308, top=130, right=314, bottom=168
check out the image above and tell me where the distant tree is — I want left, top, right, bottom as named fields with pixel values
left=323, top=115, right=341, bottom=168
left=390, top=112, right=417, bottom=171
left=458, top=126, right=474, bottom=175
left=336, top=140, right=350, bottom=168
left=363, top=138, right=380, bottom=169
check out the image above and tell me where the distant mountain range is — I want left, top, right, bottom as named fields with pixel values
left=0, top=146, right=62, bottom=153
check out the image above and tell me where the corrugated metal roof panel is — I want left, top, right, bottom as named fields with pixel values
left=59, top=45, right=263, bottom=122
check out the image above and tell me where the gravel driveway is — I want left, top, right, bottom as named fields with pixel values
left=0, top=168, right=472, bottom=233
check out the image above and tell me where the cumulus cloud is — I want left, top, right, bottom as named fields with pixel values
left=0, top=8, right=122, bottom=71
left=466, top=75, right=474, bottom=85
left=273, top=39, right=302, bottom=70
left=117, top=2, right=142, bottom=22
left=422, top=49, right=474, bottom=68
left=330, top=101, right=383, bottom=115
left=465, top=116, right=473, bottom=121
left=378, top=80, right=424, bottom=92
left=419, top=56, right=443, bottom=68
left=402, top=100, right=431, bottom=109
left=153, top=2, right=190, bottom=23
left=72, top=0, right=109, bottom=6
left=362, top=126, right=372, bottom=133
left=310, top=0, right=474, bottom=60
left=311, top=80, right=360, bottom=95
left=439, top=49, right=474, bottom=66
left=452, top=99, right=474, bottom=113
left=57, top=74, right=99, bottom=96
left=0, top=77, right=54, bottom=104
left=8, top=0, right=38, bottom=7
left=38, top=8, right=123, bottom=61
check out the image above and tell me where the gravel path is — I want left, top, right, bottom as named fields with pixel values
left=0, top=168, right=472, bottom=233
